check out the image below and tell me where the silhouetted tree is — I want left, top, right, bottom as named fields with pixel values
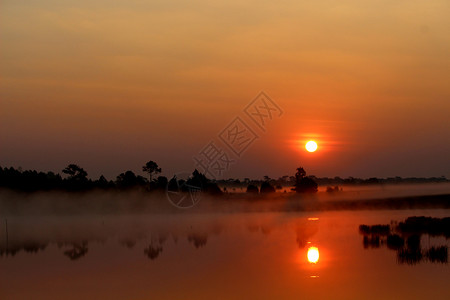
left=62, top=164, right=88, bottom=181
left=186, top=169, right=208, bottom=189
left=61, top=164, right=91, bottom=190
left=151, top=176, right=168, bottom=190
left=1, top=164, right=447, bottom=193
left=246, top=184, right=259, bottom=194
left=365, top=177, right=379, bottom=184
left=94, top=175, right=111, bottom=189
left=293, top=167, right=318, bottom=193
left=326, top=186, right=342, bottom=193
left=0, top=166, right=65, bottom=191
left=186, top=169, right=222, bottom=195
left=296, top=167, right=306, bottom=178
left=116, top=171, right=147, bottom=189
left=167, top=176, right=179, bottom=192
left=142, top=161, right=161, bottom=182
left=260, top=181, right=275, bottom=193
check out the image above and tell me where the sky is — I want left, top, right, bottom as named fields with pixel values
left=1, top=0, right=449, bottom=180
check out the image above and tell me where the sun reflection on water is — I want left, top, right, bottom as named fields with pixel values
left=307, top=247, right=320, bottom=264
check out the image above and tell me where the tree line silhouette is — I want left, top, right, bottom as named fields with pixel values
left=0, top=161, right=222, bottom=194
left=0, top=162, right=320, bottom=194
left=220, top=174, right=448, bottom=191
left=1, top=162, right=446, bottom=194
left=245, top=167, right=318, bottom=194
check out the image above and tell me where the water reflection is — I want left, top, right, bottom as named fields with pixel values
left=359, top=216, right=449, bottom=265
left=1, top=212, right=449, bottom=300
left=295, top=218, right=319, bottom=248
left=119, top=238, right=136, bottom=249
left=307, top=246, right=319, bottom=264
left=1, top=242, right=48, bottom=257
left=1, top=214, right=447, bottom=267
left=144, top=244, right=163, bottom=260
left=1, top=215, right=320, bottom=263
left=23, top=242, right=47, bottom=254
left=187, top=233, right=208, bottom=249
left=62, top=242, right=89, bottom=260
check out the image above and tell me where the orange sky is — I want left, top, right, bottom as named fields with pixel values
left=1, top=0, right=449, bottom=179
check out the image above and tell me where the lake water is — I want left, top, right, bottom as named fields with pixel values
left=1, top=209, right=449, bottom=299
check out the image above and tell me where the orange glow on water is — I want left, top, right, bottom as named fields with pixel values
left=307, top=247, right=320, bottom=264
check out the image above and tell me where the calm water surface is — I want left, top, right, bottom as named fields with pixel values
left=1, top=209, right=449, bottom=299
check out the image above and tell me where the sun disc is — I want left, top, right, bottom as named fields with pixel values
left=305, top=141, right=318, bottom=152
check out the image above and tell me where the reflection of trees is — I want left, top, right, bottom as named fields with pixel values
left=359, top=224, right=389, bottom=248
left=23, top=242, right=47, bottom=253
left=246, top=224, right=272, bottom=235
left=397, top=235, right=422, bottom=264
left=359, top=217, right=449, bottom=265
left=295, top=221, right=319, bottom=248
left=144, top=244, right=163, bottom=260
left=397, top=248, right=423, bottom=264
left=120, top=239, right=136, bottom=249
left=363, top=235, right=381, bottom=249
left=359, top=225, right=390, bottom=236
left=1, top=242, right=48, bottom=257
left=63, top=242, right=89, bottom=260
left=426, top=246, right=448, bottom=263
left=386, top=234, right=404, bottom=250
left=187, top=233, right=208, bottom=249
left=247, top=219, right=319, bottom=248
left=397, top=235, right=448, bottom=264
left=143, top=233, right=168, bottom=260
left=398, top=216, right=450, bottom=238
left=0, top=225, right=222, bottom=262
left=0, top=246, right=21, bottom=257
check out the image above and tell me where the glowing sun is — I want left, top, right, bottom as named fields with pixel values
left=305, top=141, right=318, bottom=152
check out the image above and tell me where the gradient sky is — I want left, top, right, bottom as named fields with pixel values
left=1, top=0, right=449, bottom=180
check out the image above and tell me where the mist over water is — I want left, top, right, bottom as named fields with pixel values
left=1, top=184, right=449, bottom=299
left=1, top=182, right=449, bottom=216
left=317, top=182, right=450, bottom=201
